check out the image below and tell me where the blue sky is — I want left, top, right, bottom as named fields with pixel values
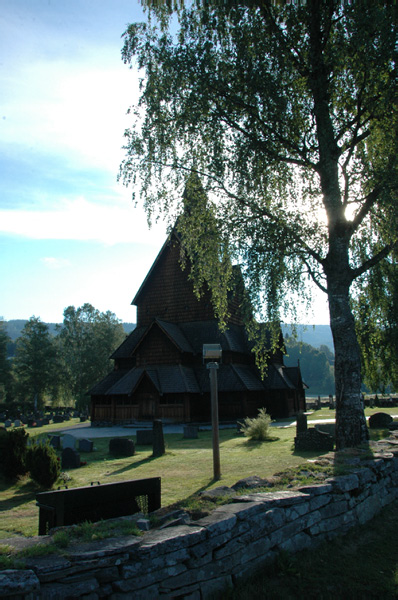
left=0, top=0, right=330, bottom=325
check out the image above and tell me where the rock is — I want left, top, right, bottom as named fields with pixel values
left=231, top=475, right=270, bottom=490
left=0, top=570, right=40, bottom=596
left=199, top=486, right=235, bottom=501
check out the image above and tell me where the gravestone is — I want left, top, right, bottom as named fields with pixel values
left=109, top=438, right=135, bottom=456
left=296, top=411, right=307, bottom=435
left=35, top=420, right=43, bottom=428
left=136, top=430, right=153, bottom=445
left=315, top=423, right=336, bottom=439
left=4, top=420, right=11, bottom=428
left=79, top=438, right=94, bottom=452
left=368, top=412, right=393, bottom=429
left=42, top=418, right=49, bottom=426
left=49, top=435, right=61, bottom=449
left=53, top=415, right=64, bottom=423
left=61, top=447, right=81, bottom=469
left=14, top=420, right=21, bottom=428
left=62, top=434, right=76, bottom=450
left=294, top=427, right=334, bottom=452
left=152, top=419, right=165, bottom=457
left=183, top=425, right=198, bottom=439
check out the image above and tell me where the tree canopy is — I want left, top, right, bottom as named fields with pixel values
left=120, top=1, right=398, bottom=448
left=57, top=304, right=125, bottom=411
left=12, top=317, right=58, bottom=410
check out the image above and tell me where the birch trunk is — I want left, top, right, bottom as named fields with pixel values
left=327, top=276, right=369, bottom=449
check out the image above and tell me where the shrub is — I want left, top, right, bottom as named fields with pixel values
left=26, top=441, right=61, bottom=488
left=0, top=428, right=29, bottom=480
left=239, top=407, right=271, bottom=441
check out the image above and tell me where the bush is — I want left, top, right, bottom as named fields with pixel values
left=26, top=441, right=61, bottom=488
left=0, top=428, right=29, bottom=480
left=239, top=407, right=271, bottom=441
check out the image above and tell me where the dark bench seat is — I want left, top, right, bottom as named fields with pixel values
left=36, top=477, right=161, bottom=535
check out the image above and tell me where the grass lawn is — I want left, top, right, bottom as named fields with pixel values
left=0, top=408, right=396, bottom=540
left=0, top=423, right=325, bottom=539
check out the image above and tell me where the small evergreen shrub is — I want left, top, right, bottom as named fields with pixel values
left=239, top=407, right=271, bottom=441
left=0, top=428, right=29, bottom=480
left=27, top=441, right=61, bottom=488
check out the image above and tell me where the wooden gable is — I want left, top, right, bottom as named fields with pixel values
left=134, top=321, right=185, bottom=366
left=132, top=232, right=245, bottom=327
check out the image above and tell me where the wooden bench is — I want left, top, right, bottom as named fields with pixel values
left=36, top=477, right=161, bottom=535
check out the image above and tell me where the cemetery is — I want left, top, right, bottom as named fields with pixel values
left=1, top=427, right=398, bottom=598
left=0, top=408, right=398, bottom=597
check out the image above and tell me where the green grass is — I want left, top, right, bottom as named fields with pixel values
left=0, top=425, right=329, bottom=540
left=0, top=411, right=397, bottom=540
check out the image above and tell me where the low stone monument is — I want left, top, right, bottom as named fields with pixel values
left=61, top=447, right=81, bottom=469
left=136, top=430, right=153, bottom=445
left=62, top=434, right=76, bottom=450
left=109, top=438, right=135, bottom=456
left=183, top=425, right=198, bottom=439
left=49, top=435, right=61, bottom=449
left=368, top=412, right=393, bottom=429
left=294, top=427, right=334, bottom=452
left=79, top=438, right=94, bottom=452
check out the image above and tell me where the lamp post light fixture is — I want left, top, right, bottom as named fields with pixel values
left=203, top=344, right=222, bottom=481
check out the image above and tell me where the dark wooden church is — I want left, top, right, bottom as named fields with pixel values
left=89, top=228, right=306, bottom=424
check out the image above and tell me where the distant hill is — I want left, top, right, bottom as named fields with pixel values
left=282, top=324, right=333, bottom=351
left=3, top=320, right=137, bottom=341
left=3, top=320, right=332, bottom=349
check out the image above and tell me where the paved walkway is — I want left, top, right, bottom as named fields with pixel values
left=54, top=413, right=398, bottom=439
left=55, top=417, right=337, bottom=438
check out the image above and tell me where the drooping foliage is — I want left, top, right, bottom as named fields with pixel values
left=120, top=1, right=398, bottom=448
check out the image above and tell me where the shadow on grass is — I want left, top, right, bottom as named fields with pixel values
left=0, top=491, right=36, bottom=511
left=108, top=452, right=165, bottom=476
left=240, top=436, right=281, bottom=451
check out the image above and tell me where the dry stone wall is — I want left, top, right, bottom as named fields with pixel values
left=2, top=434, right=398, bottom=599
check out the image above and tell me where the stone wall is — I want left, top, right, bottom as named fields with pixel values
left=2, top=434, right=398, bottom=599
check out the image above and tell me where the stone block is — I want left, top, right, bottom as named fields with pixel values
left=79, top=438, right=94, bottom=452
left=183, top=425, right=198, bottom=439
left=109, top=437, right=135, bottom=456
left=62, top=433, right=76, bottom=450
left=61, top=447, right=81, bottom=469
left=369, top=412, right=393, bottom=429
left=49, top=435, right=61, bottom=449
left=136, top=430, right=153, bottom=445
left=0, top=569, right=40, bottom=597
left=295, top=427, right=334, bottom=452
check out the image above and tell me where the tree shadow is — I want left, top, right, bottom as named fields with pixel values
left=240, top=437, right=281, bottom=451
left=107, top=452, right=165, bottom=476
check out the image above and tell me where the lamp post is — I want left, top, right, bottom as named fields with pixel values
left=203, top=344, right=222, bottom=481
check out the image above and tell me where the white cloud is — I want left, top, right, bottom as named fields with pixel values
left=0, top=195, right=168, bottom=245
left=41, top=257, right=71, bottom=269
